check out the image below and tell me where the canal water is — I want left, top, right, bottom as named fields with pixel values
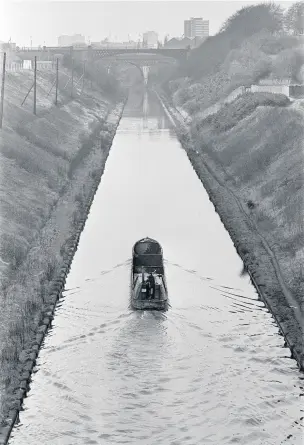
left=9, top=91, right=303, bottom=444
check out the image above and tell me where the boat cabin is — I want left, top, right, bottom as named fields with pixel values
left=132, top=237, right=164, bottom=275
left=131, top=237, right=168, bottom=307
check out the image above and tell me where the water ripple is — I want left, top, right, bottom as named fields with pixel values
left=8, top=97, right=303, bottom=445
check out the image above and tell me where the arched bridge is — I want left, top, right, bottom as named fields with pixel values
left=16, top=46, right=189, bottom=63
left=16, top=46, right=189, bottom=85
left=88, top=47, right=188, bottom=62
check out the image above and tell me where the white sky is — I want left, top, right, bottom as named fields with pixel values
left=1, top=0, right=294, bottom=46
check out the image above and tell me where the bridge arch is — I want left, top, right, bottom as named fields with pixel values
left=97, top=54, right=178, bottom=86
left=105, top=60, right=145, bottom=82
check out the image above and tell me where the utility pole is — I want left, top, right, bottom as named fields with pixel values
left=81, top=59, right=86, bottom=94
left=33, top=56, right=37, bottom=115
left=89, top=62, right=92, bottom=90
left=55, top=57, right=59, bottom=105
left=0, top=52, right=6, bottom=129
left=70, top=58, right=74, bottom=98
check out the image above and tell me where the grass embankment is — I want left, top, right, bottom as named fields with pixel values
left=160, top=91, right=304, bottom=370
left=0, top=66, right=125, bottom=427
left=160, top=2, right=304, bottom=367
left=190, top=92, right=303, bottom=305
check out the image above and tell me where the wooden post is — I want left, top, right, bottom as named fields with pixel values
left=33, top=56, right=37, bottom=115
left=70, top=58, right=74, bottom=98
left=0, top=52, right=6, bottom=129
left=89, top=62, right=92, bottom=90
left=55, top=57, right=59, bottom=105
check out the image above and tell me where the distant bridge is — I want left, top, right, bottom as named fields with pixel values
left=16, top=46, right=189, bottom=85
left=16, top=46, right=189, bottom=63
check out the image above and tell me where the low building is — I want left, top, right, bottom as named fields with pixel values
left=164, top=37, right=192, bottom=49
left=250, top=84, right=290, bottom=96
left=0, top=41, right=17, bottom=52
left=0, top=41, right=17, bottom=54
left=192, top=36, right=208, bottom=47
left=0, top=41, right=21, bottom=69
left=164, top=36, right=207, bottom=49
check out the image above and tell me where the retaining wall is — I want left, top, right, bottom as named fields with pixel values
left=250, top=84, right=290, bottom=96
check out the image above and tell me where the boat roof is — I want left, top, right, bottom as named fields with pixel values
left=133, top=237, right=162, bottom=255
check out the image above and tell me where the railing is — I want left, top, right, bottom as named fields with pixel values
left=17, top=47, right=41, bottom=51
left=16, top=46, right=187, bottom=53
left=16, top=46, right=72, bottom=52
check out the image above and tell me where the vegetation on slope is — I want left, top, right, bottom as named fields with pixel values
left=62, top=55, right=125, bottom=101
left=163, top=2, right=304, bottom=112
left=0, top=66, right=124, bottom=425
left=0, top=66, right=122, bottom=287
left=193, top=92, right=290, bottom=133
left=188, top=95, right=304, bottom=303
left=161, top=2, right=304, bottom=317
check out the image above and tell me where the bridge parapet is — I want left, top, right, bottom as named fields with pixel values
left=89, top=47, right=188, bottom=61
left=16, top=45, right=189, bottom=63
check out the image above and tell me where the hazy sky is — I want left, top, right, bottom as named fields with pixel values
left=1, top=0, right=294, bottom=46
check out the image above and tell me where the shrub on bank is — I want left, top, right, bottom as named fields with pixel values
left=68, top=118, right=114, bottom=178
left=192, top=92, right=290, bottom=134
left=62, top=56, right=123, bottom=101
left=163, top=3, right=302, bottom=113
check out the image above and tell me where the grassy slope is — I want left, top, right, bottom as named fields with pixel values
left=0, top=68, right=112, bottom=285
left=163, top=9, right=304, bottom=319
left=189, top=95, right=304, bottom=307
left=0, top=67, right=123, bottom=424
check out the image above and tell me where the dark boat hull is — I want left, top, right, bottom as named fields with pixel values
left=131, top=237, right=168, bottom=311
left=131, top=298, right=168, bottom=311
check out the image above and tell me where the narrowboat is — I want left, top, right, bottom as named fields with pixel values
left=131, top=237, right=168, bottom=310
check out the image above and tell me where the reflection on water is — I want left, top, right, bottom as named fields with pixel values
left=9, top=90, right=303, bottom=445
left=122, top=90, right=174, bottom=135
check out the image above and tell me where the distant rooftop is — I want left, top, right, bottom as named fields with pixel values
left=164, top=36, right=206, bottom=49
